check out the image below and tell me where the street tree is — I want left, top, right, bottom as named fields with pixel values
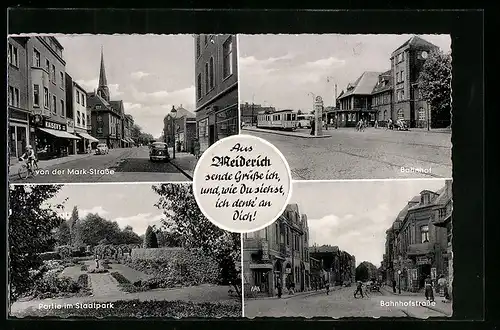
left=152, top=184, right=241, bottom=297
left=417, top=49, right=452, bottom=128
left=355, top=263, right=369, bottom=282
left=79, top=213, right=121, bottom=246
left=9, top=185, right=66, bottom=301
left=156, top=229, right=183, bottom=247
left=67, top=206, right=83, bottom=247
left=144, top=225, right=159, bottom=248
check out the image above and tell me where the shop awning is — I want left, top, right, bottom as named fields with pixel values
left=249, top=263, right=273, bottom=270
left=39, top=127, right=81, bottom=140
left=127, top=138, right=135, bottom=143
left=76, top=131, right=99, bottom=142
left=121, top=139, right=129, bottom=144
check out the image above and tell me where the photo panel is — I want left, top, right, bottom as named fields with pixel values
left=243, top=179, right=453, bottom=319
left=238, top=34, right=452, bottom=180
left=7, top=34, right=238, bottom=184
left=7, top=183, right=242, bottom=318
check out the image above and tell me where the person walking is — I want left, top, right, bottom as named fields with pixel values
left=354, top=280, right=364, bottom=298
left=325, top=282, right=330, bottom=295
left=95, top=254, right=100, bottom=269
left=193, top=138, right=201, bottom=161
left=276, top=280, right=282, bottom=299
left=392, top=279, right=397, bottom=293
left=424, top=276, right=435, bottom=302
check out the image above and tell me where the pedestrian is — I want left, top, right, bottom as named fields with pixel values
left=424, top=276, right=434, bottom=302
left=290, top=282, right=295, bottom=295
left=95, top=255, right=100, bottom=269
left=374, top=119, right=378, bottom=129
left=354, top=280, right=364, bottom=298
left=193, top=138, right=201, bottom=160
left=392, top=279, right=397, bottom=293
left=276, top=280, right=282, bottom=299
left=310, top=119, right=315, bottom=135
left=325, top=282, right=330, bottom=295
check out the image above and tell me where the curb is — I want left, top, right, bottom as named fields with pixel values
left=169, top=160, right=194, bottom=181
left=242, top=128, right=332, bottom=139
left=422, top=303, right=452, bottom=316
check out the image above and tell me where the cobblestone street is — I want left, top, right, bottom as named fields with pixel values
left=243, top=127, right=452, bottom=180
left=244, top=286, right=451, bottom=318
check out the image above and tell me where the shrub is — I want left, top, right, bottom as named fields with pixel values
left=39, top=251, right=61, bottom=261
left=88, top=268, right=108, bottom=274
left=14, top=299, right=242, bottom=318
left=110, top=272, right=146, bottom=293
left=30, top=272, right=83, bottom=299
left=81, top=265, right=89, bottom=271
left=77, top=274, right=90, bottom=290
left=110, top=272, right=130, bottom=285
left=101, top=263, right=112, bottom=270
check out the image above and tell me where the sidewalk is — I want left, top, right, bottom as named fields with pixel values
left=242, top=127, right=332, bottom=139
left=168, top=148, right=197, bottom=180
left=380, top=285, right=452, bottom=316
left=245, top=287, right=335, bottom=301
left=8, top=152, right=94, bottom=179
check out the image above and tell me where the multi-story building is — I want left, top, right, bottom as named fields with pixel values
left=309, top=245, right=356, bottom=286
left=384, top=180, right=452, bottom=293
left=8, top=37, right=30, bottom=161
left=163, top=106, right=197, bottom=153
left=336, top=36, right=441, bottom=129
left=123, top=114, right=135, bottom=146
left=243, top=204, right=310, bottom=297
left=65, top=73, right=99, bottom=154
left=87, top=49, right=127, bottom=148
left=194, top=34, right=239, bottom=153
left=25, top=36, right=81, bottom=160
left=240, top=103, right=276, bottom=126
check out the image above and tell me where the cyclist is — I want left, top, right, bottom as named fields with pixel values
left=19, top=145, right=37, bottom=172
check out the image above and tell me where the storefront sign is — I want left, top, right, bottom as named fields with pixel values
left=411, top=268, right=418, bottom=280
left=261, top=241, right=269, bottom=260
left=44, top=120, right=66, bottom=131
left=66, top=119, right=75, bottom=132
left=416, top=256, right=429, bottom=265
left=431, top=267, right=437, bottom=280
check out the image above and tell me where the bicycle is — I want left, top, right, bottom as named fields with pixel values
left=17, top=158, right=39, bottom=180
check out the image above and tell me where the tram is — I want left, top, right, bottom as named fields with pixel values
left=256, top=110, right=297, bottom=131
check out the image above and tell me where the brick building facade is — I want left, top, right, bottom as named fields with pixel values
left=309, top=245, right=356, bottom=287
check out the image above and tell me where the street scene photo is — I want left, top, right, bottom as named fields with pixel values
left=8, top=34, right=238, bottom=183
left=243, top=180, right=452, bottom=318
left=8, top=183, right=241, bottom=318
left=239, top=34, right=452, bottom=180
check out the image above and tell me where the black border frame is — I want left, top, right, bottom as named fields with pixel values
left=4, top=7, right=488, bottom=330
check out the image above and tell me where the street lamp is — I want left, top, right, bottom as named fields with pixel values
left=397, top=270, right=402, bottom=294
left=171, top=105, right=177, bottom=159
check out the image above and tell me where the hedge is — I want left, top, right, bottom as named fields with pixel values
left=127, top=248, right=219, bottom=285
left=14, top=299, right=242, bottom=318
left=39, top=251, right=61, bottom=260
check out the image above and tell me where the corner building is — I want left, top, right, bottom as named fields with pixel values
left=194, top=34, right=239, bottom=153
left=243, top=204, right=311, bottom=297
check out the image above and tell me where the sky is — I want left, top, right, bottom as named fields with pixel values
left=239, top=34, right=451, bottom=111
left=56, top=34, right=196, bottom=138
left=47, top=184, right=165, bottom=236
left=288, top=179, right=448, bottom=267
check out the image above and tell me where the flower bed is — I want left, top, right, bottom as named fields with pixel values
left=110, top=272, right=145, bottom=293
left=81, top=264, right=89, bottom=271
left=15, top=299, right=242, bottom=318
left=88, top=268, right=109, bottom=274
left=29, top=271, right=91, bottom=300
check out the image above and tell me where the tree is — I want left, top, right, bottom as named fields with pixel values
left=67, top=206, right=82, bottom=247
left=355, top=263, right=369, bottom=282
left=297, top=109, right=302, bottom=115
left=79, top=213, right=120, bottom=246
left=144, top=225, right=159, bottom=248
left=55, top=220, right=71, bottom=246
left=417, top=49, right=452, bottom=128
left=9, top=185, right=66, bottom=301
left=152, top=184, right=241, bottom=297
left=156, top=230, right=183, bottom=247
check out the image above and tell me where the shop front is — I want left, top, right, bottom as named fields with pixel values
left=8, top=109, right=31, bottom=161
left=75, top=129, right=99, bottom=153
left=196, top=101, right=238, bottom=153
left=31, top=115, right=81, bottom=160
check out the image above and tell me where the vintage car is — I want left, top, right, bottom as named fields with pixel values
left=149, top=142, right=170, bottom=162
left=95, top=143, right=109, bottom=155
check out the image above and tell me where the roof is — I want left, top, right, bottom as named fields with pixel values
left=372, top=70, right=393, bottom=94
left=433, top=185, right=451, bottom=205
left=175, top=107, right=196, bottom=119
left=309, top=245, right=339, bottom=253
left=88, top=92, right=111, bottom=108
left=393, top=35, right=438, bottom=54
left=110, top=100, right=124, bottom=115
left=338, top=71, right=382, bottom=100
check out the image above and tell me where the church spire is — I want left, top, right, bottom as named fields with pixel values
left=97, top=46, right=110, bottom=101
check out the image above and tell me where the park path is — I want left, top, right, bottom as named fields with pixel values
left=83, top=261, right=122, bottom=298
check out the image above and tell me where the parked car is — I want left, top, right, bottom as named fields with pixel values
left=149, top=142, right=170, bottom=162
left=95, top=143, right=109, bottom=155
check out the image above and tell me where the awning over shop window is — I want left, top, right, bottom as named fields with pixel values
left=127, top=138, right=135, bottom=143
left=76, top=131, right=99, bottom=142
left=39, top=127, right=81, bottom=140
left=121, top=139, right=128, bottom=143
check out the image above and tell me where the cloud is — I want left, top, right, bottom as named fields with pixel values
left=75, top=79, right=122, bottom=97
left=131, top=71, right=151, bottom=79
left=80, top=206, right=109, bottom=218
left=304, top=56, right=346, bottom=69
left=112, top=213, right=164, bottom=235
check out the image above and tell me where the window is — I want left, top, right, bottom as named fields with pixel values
left=397, top=89, right=404, bottom=101
left=8, top=86, right=20, bottom=107
left=61, top=100, right=65, bottom=117
left=51, top=64, right=56, bottom=83
left=446, top=222, right=452, bottom=245
left=421, top=193, right=430, bottom=204
left=397, top=109, right=404, bottom=120
left=420, top=225, right=429, bottom=243
left=43, top=87, right=49, bottom=108
left=8, top=43, right=19, bottom=67
left=196, top=36, right=201, bottom=58
left=52, top=95, right=57, bottom=114
left=82, top=96, right=85, bottom=107
left=87, top=114, right=90, bottom=125
left=33, top=49, right=41, bottom=67
left=76, top=91, right=80, bottom=104
left=60, top=72, right=64, bottom=87
left=33, top=84, right=40, bottom=107
left=209, top=57, right=215, bottom=90
left=400, top=70, right=404, bottom=83
left=204, top=34, right=208, bottom=45
left=82, top=113, right=86, bottom=126
left=222, top=37, right=233, bottom=78
left=196, top=73, right=202, bottom=100
left=438, top=208, right=447, bottom=219
left=418, top=108, right=426, bottom=121
left=45, top=59, right=50, bottom=73
left=204, top=62, right=209, bottom=94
